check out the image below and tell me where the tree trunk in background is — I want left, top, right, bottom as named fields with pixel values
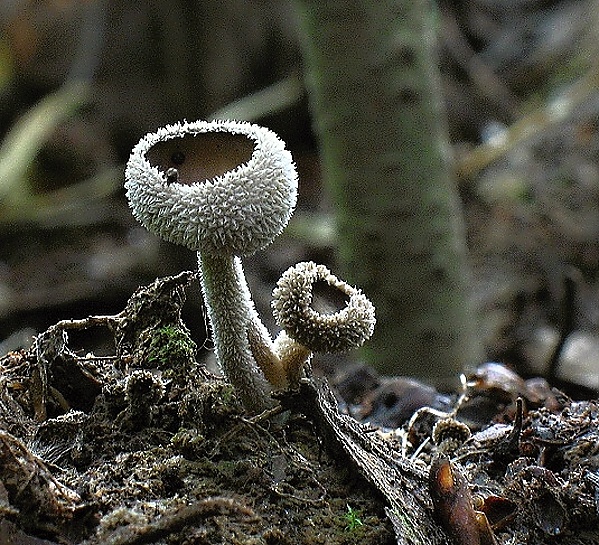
left=293, top=0, right=483, bottom=383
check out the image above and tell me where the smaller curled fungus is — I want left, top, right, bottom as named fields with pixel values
left=272, top=261, right=375, bottom=353
left=432, top=418, right=472, bottom=453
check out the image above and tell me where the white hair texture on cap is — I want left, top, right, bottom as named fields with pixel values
left=125, top=119, right=298, bottom=256
left=269, top=261, right=376, bottom=388
left=272, top=261, right=376, bottom=354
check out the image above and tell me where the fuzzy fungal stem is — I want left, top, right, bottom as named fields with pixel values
left=198, top=253, right=273, bottom=413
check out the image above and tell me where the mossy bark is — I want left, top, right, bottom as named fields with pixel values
left=294, top=0, right=483, bottom=382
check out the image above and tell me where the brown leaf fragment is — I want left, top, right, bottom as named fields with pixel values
left=429, top=456, right=483, bottom=545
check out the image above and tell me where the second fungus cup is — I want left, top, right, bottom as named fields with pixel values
left=125, top=120, right=297, bottom=413
left=270, top=261, right=376, bottom=388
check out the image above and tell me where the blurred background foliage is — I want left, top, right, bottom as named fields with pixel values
left=0, top=0, right=598, bottom=393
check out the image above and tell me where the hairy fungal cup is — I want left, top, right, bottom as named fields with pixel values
left=125, top=120, right=297, bottom=413
left=270, top=261, right=376, bottom=388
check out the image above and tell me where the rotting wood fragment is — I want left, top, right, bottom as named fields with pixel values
left=281, top=375, right=452, bottom=545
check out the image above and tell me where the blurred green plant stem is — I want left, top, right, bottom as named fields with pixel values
left=0, top=81, right=119, bottom=226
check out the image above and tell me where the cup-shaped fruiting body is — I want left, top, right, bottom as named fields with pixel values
left=432, top=418, right=472, bottom=454
left=125, top=120, right=298, bottom=414
left=272, top=261, right=375, bottom=353
left=271, top=262, right=375, bottom=387
left=125, top=119, right=298, bottom=256
left=120, top=370, right=165, bottom=429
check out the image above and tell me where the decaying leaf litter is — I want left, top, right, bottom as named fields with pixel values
left=0, top=271, right=597, bottom=545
